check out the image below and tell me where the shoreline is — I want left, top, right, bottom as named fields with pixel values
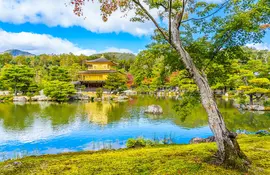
left=0, top=135, right=269, bottom=174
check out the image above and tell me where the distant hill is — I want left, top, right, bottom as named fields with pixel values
left=89, top=52, right=136, bottom=61
left=1, top=49, right=35, bottom=57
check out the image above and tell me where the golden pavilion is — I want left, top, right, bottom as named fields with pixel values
left=78, top=56, right=117, bottom=88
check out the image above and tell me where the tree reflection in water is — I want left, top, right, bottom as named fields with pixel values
left=0, top=96, right=269, bottom=132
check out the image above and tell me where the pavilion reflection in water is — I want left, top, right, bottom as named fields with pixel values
left=84, top=102, right=117, bottom=125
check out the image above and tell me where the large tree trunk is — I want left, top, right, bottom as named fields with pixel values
left=171, top=22, right=250, bottom=169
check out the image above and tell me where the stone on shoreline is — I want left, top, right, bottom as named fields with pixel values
left=234, top=103, right=268, bottom=111
left=255, top=130, right=270, bottom=135
left=13, top=96, right=27, bottom=102
left=189, top=136, right=215, bottom=144
left=31, top=95, right=49, bottom=101
left=118, top=95, right=129, bottom=101
left=144, top=105, right=163, bottom=114
left=71, top=93, right=89, bottom=100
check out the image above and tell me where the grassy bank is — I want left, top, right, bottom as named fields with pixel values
left=0, top=135, right=269, bottom=175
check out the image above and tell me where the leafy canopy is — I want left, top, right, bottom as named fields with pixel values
left=104, top=72, right=127, bottom=92
left=43, top=80, right=76, bottom=102
left=0, top=65, right=36, bottom=95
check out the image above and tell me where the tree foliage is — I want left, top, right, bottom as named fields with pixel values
left=43, top=80, right=76, bottom=102
left=0, top=65, right=36, bottom=95
left=104, top=72, right=127, bottom=92
left=47, top=66, right=71, bottom=82
left=70, top=0, right=269, bottom=167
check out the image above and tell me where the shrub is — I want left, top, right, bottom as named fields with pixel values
left=0, top=95, right=13, bottom=102
left=263, top=100, right=270, bottom=107
left=96, top=88, right=103, bottom=99
left=90, top=96, right=95, bottom=102
left=43, top=80, right=76, bottom=102
left=126, top=138, right=155, bottom=148
left=238, top=92, right=247, bottom=104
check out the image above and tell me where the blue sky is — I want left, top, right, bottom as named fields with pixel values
left=0, top=22, right=151, bottom=54
left=0, top=0, right=269, bottom=55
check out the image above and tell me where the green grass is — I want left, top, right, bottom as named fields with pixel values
left=0, top=135, right=269, bottom=175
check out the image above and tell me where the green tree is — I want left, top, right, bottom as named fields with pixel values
left=238, top=78, right=270, bottom=105
left=226, top=58, right=270, bottom=105
left=67, top=63, right=81, bottom=81
left=150, top=56, right=166, bottom=91
left=0, top=65, right=35, bottom=95
left=130, top=50, right=156, bottom=86
left=43, top=80, right=76, bottom=102
left=47, top=66, right=71, bottom=82
left=72, top=0, right=270, bottom=168
left=96, top=88, right=103, bottom=98
left=0, top=53, right=13, bottom=68
left=167, top=70, right=197, bottom=93
left=104, top=72, right=127, bottom=92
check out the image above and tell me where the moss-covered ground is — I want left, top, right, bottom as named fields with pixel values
left=0, top=135, right=269, bottom=175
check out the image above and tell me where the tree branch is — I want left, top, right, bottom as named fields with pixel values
left=169, top=0, right=172, bottom=43
left=154, top=2, right=168, bottom=11
left=181, top=0, right=229, bottom=24
left=173, top=0, right=186, bottom=30
left=132, top=0, right=169, bottom=41
left=178, top=0, right=186, bottom=29
left=202, top=31, right=232, bottom=72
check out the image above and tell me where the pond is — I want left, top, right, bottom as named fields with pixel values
left=0, top=96, right=269, bottom=161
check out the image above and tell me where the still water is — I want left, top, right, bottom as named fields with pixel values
left=0, top=96, right=269, bottom=161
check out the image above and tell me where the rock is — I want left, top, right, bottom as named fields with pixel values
left=255, top=130, right=270, bottom=135
left=95, top=98, right=102, bottom=101
left=240, top=104, right=247, bottom=110
left=189, top=136, right=215, bottom=144
left=189, top=137, right=204, bottom=144
left=233, top=103, right=240, bottom=109
left=13, top=96, right=27, bottom=102
left=71, top=93, right=89, bottom=100
left=144, top=105, right=163, bottom=114
left=235, top=104, right=266, bottom=111
left=204, top=136, right=215, bottom=142
left=0, top=91, right=10, bottom=95
left=123, top=90, right=137, bottom=96
left=236, top=130, right=249, bottom=134
left=13, top=161, right=22, bottom=167
left=31, top=95, right=49, bottom=101
left=118, top=95, right=129, bottom=101
left=250, top=105, right=265, bottom=111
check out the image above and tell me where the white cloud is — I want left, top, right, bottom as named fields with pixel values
left=246, top=43, right=270, bottom=50
left=0, top=29, right=134, bottom=55
left=0, top=0, right=227, bottom=36
left=0, top=0, right=155, bottom=36
left=101, top=47, right=133, bottom=53
left=0, top=29, right=96, bottom=55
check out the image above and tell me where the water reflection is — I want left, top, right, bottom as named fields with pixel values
left=0, top=96, right=269, bottom=161
left=0, top=97, right=269, bottom=131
